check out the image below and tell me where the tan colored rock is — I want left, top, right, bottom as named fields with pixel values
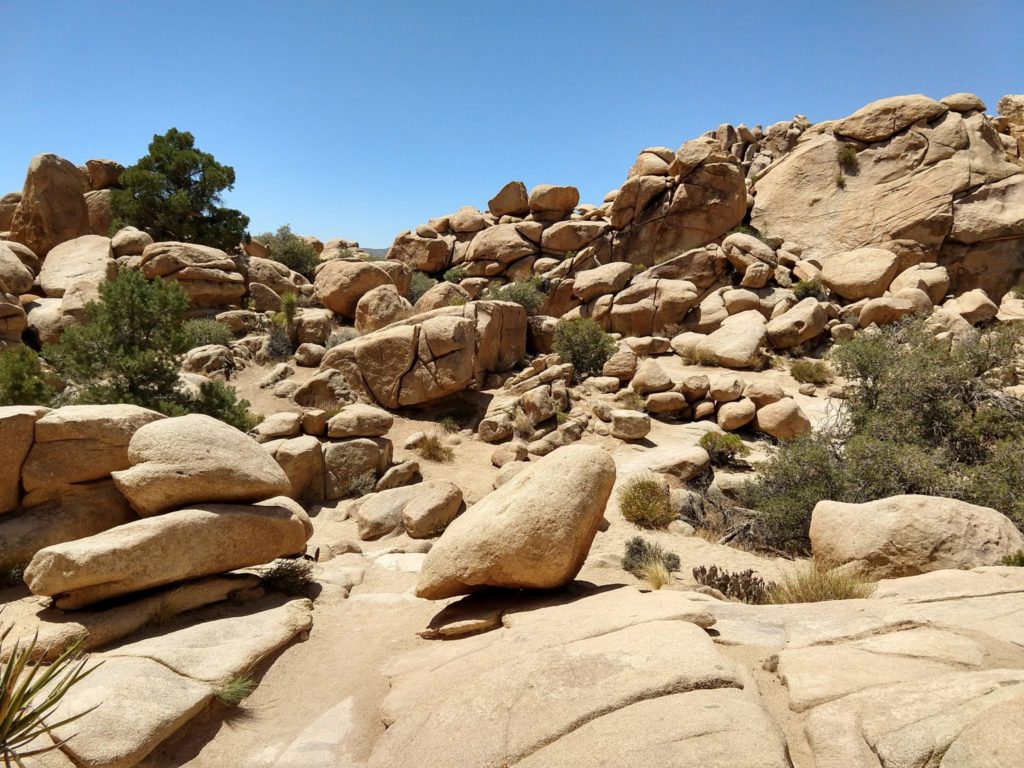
left=326, top=403, right=394, bottom=438
left=465, top=223, right=536, bottom=264
left=717, top=398, right=756, bottom=430
left=541, top=221, right=608, bottom=254
left=354, top=284, right=413, bottom=333
left=9, top=154, right=91, bottom=257
left=708, top=374, right=745, bottom=402
left=765, top=297, right=829, bottom=350
left=753, top=398, right=811, bottom=440
left=810, top=494, right=1024, bottom=578
left=571, top=262, right=632, bottom=301
left=488, top=180, right=530, bottom=217
left=602, top=345, right=638, bottom=380
left=413, top=280, right=470, bottom=312
left=24, top=497, right=310, bottom=608
left=323, top=437, right=392, bottom=499
left=403, top=480, right=464, bottom=538
left=743, top=380, right=785, bottom=408
left=0, top=243, right=34, bottom=294
left=0, top=405, right=49, bottom=513
left=941, top=92, right=986, bottom=113
left=611, top=409, right=651, bottom=440
left=0, top=193, right=21, bottom=232
left=644, top=391, right=687, bottom=413
left=889, top=263, right=950, bottom=304
left=858, top=295, right=918, bottom=326
left=111, top=414, right=292, bottom=516
left=314, top=260, right=393, bottom=318
left=21, top=405, right=165, bottom=500
left=694, top=309, right=767, bottom=368
left=83, top=158, right=124, bottom=190
left=630, top=357, right=672, bottom=395
left=416, top=445, right=615, bottom=598
left=947, top=288, right=998, bottom=324
left=528, top=184, right=579, bottom=220
left=267, top=434, right=323, bottom=500
left=833, top=94, right=947, bottom=143
left=38, top=234, right=116, bottom=298
left=84, top=189, right=113, bottom=236
left=821, top=247, right=900, bottom=300
left=387, top=230, right=451, bottom=274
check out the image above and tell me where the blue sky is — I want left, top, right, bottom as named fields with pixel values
left=2, top=1, right=1023, bottom=247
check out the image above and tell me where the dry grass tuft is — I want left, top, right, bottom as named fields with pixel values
left=417, top=433, right=455, bottom=463
left=618, top=474, right=674, bottom=529
left=638, top=558, right=672, bottom=590
left=766, top=561, right=875, bottom=604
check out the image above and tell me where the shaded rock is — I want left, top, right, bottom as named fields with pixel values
left=9, top=154, right=91, bottom=256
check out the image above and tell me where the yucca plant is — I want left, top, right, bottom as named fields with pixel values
left=1, top=624, right=100, bottom=767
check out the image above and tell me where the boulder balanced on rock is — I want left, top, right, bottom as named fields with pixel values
left=416, top=444, right=615, bottom=599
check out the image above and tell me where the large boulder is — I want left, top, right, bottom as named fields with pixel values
left=9, top=154, right=91, bottom=257
left=20, top=405, right=165, bottom=504
left=0, top=243, right=34, bottom=294
left=139, top=241, right=245, bottom=308
left=690, top=309, right=767, bottom=368
left=488, top=180, right=530, bottom=217
left=753, top=398, right=811, bottom=440
left=38, top=234, right=117, bottom=298
left=354, top=284, right=413, bottom=333
left=415, top=445, right=615, bottom=599
left=572, top=262, right=632, bottom=302
left=387, top=230, right=451, bottom=274
left=765, top=298, right=829, bottom=349
left=820, top=247, right=900, bottom=301
left=23, top=497, right=310, bottom=608
left=751, top=97, right=1024, bottom=296
left=326, top=403, right=393, bottom=438
left=111, top=414, right=292, bottom=516
left=0, top=405, right=49, bottom=514
left=465, top=223, right=536, bottom=264
left=528, top=185, right=579, bottom=221
left=321, top=301, right=526, bottom=408
left=314, top=260, right=393, bottom=318
left=83, top=189, right=113, bottom=236
left=810, top=494, right=1024, bottom=578
left=110, top=226, right=154, bottom=257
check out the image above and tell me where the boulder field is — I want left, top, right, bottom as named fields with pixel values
left=0, top=89, right=1023, bottom=768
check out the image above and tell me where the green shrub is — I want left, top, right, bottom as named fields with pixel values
left=485, top=279, right=545, bottom=315
left=253, top=225, right=318, bottom=275
left=0, top=346, right=54, bottom=406
left=110, top=127, right=248, bottom=251
left=280, top=291, right=299, bottom=326
left=1011, top=283, right=1024, bottom=300
left=215, top=673, right=256, bottom=707
left=443, top=266, right=469, bottom=283
left=182, top=318, right=234, bottom=350
left=47, top=270, right=188, bottom=412
left=260, top=557, right=315, bottom=597
left=836, top=143, right=859, bottom=172
left=339, top=471, right=377, bottom=499
left=616, top=391, right=645, bottom=412
left=834, top=174, right=846, bottom=189
left=552, top=318, right=616, bottom=381
left=766, top=562, right=875, bottom=603
left=698, top=431, right=749, bottom=466
left=618, top=474, right=674, bottom=529
left=409, top=271, right=437, bottom=304
left=622, top=536, right=680, bottom=577
left=742, top=319, right=1024, bottom=552
left=692, top=565, right=771, bottom=604
left=189, top=381, right=261, bottom=432
left=439, top=416, right=461, bottom=433
left=263, top=320, right=293, bottom=360
left=791, top=278, right=824, bottom=301
left=1, top=627, right=99, bottom=765
left=1001, top=550, right=1024, bottom=566
left=790, top=359, right=832, bottom=385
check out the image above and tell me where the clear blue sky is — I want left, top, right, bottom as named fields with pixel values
left=2, top=1, right=1022, bottom=247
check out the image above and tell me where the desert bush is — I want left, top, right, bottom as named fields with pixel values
left=280, top=291, right=300, bottom=326
left=834, top=174, right=847, bottom=189
left=189, top=380, right=261, bottom=432
left=622, top=536, right=680, bottom=578
left=741, top=319, right=1024, bottom=552
left=443, top=266, right=469, bottom=283
left=340, top=471, right=377, bottom=499
left=790, top=359, right=832, bottom=385
left=263, top=320, right=293, bottom=360
left=182, top=318, right=234, bottom=350
left=409, top=271, right=437, bottom=304
left=615, top=391, right=646, bottom=412
left=766, top=562, right=875, bottom=603
left=1, top=627, right=99, bottom=765
left=791, top=278, right=824, bottom=301
left=417, top=433, right=454, bottom=463
left=1011, top=283, right=1024, bottom=300
left=252, top=225, right=318, bottom=275
left=326, top=327, right=360, bottom=348
left=1001, top=550, right=1024, bottom=566
left=260, top=557, right=315, bottom=597
left=215, top=673, right=256, bottom=707
left=618, top=474, right=674, bottom=529
left=698, top=431, right=749, bottom=466
left=692, top=565, right=771, bottom=604
left=484, top=279, right=544, bottom=315
left=111, top=127, right=248, bottom=251
left=512, top=409, right=536, bottom=440
left=836, top=143, right=859, bottom=172
left=552, top=318, right=616, bottom=381
left=438, top=416, right=461, bottom=433
left=0, top=346, right=53, bottom=406
left=0, top=565, right=26, bottom=589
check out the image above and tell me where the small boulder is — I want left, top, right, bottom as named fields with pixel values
left=753, top=398, right=811, bottom=440
left=611, top=409, right=651, bottom=440
left=326, top=404, right=394, bottom=438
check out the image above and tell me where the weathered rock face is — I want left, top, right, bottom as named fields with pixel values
left=487, top=180, right=530, bottom=217
left=386, top=230, right=451, bottom=273
left=820, top=247, right=900, bottom=300
left=38, top=234, right=117, bottom=298
left=416, top=444, right=615, bottom=599
left=110, top=226, right=153, bottom=257
left=9, top=154, right=91, bottom=257
left=0, top=243, right=34, bottom=294
left=810, top=494, right=1024, bottom=578
left=321, top=301, right=527, bottom=408
left=751, top=94, right=1024, bottom=297
left=139, top=241, right=245, bottom=307
left=23, top=498, right=310, bottom=608
left=111, top=414, right=292, bottom=516
left=0, top=405, right=49, bottom=513
left=84, top=189, right=113, bottom=236
left=765, top=297, right=828, bottom=349
left=354, top=284, right=412, bottom=333
left=314, top=259, right=394, bottom=318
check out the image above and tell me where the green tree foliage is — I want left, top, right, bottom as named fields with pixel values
left=252, top=225, right=318, bottom=275
left=182, top=318, right=235, bottom=350
left=48, top=270, right=188, bottom=411
left=552, top=318, right=616, bottom=381
left=110, top=128, right=249, bottom=251
left=46, top=270, right=259, bottom=429
left=484, top=279, right=545, bottom=315
left=0, top=346, right=53, bottom=406
left=742, top=319, right=1024, bottom=552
